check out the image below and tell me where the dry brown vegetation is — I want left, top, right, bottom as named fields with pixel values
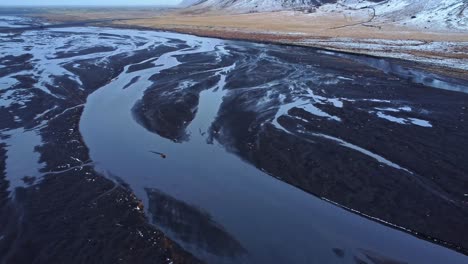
left=37, top=7, right=468, bottom=77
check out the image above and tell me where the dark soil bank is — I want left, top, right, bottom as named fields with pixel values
left=137, top=43, right=468, bottom=252
left=0, top=22, right=201, bottom=263
left=1, top=16, right=468, bottom=264
left=0, top=108, right=200, bottom=264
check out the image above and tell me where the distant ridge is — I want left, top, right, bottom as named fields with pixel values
left=179, top=0, right=385, bottom=12
left=179, top=0, right=467, bottom=30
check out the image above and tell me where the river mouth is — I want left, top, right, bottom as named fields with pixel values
left=1, top=19, right=468, bottom=264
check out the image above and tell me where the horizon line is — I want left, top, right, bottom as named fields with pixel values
left=0, top=4, right=180, bottom=7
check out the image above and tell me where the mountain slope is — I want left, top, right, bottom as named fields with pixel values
left=181, top=0, right=384, bottom=12
left=322, top=0, right=468, bottom=30
left=181, top=0, right=467, bottom=30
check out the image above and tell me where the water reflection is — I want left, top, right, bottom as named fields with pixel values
left=316, top=50, right=468, bottom=93
left=146, top=188, right=246, bottom=260
left=354, top=249, right=407, bottom=264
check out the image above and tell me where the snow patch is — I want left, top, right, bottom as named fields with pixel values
left=376, top=111, right=432, bottom=127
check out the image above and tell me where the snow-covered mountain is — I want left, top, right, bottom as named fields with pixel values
left=180, top=0, right=384, bottom=12
left=181, top=0, right=467, bottom=30
left=330, top=0, right=468, bottom=30
left=179, top=0, right=204, bottom=7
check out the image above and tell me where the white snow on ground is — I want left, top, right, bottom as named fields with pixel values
left=1, top=128, right=44, bottom=192
left=181, top=1, right=467, bottom=71
left=185, top=0, right=467, bottom=31
left=375, top=111, right=432, bottom=127
left=309, top=132, right=413, bottom=173
left=0, top=89, right=34, bottom=108
left=387, top=0, right=467, bottom=30
left=0, top=26, right=167, bottom=98
left=272, top=97, right=342, bottom=129
left=376, top=106, right=412, bottom=112
left=318, top=0, right=468, bottom=31
left=408, top=118, right=432, bottom=127
left=0, top=16, right=33, bottom=28
left=263, top=70, right=434, bottom=131
left=186, top=0, right=323, bottom=12
left=376, top=111, right=407, bottom=124
left=0, top=19, right=197, bottom=192
left=299, top=38, right=468, bottom=71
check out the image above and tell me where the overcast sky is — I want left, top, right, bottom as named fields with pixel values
left=0, top=0, right=182, bottom=6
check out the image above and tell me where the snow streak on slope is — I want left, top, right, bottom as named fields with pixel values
left=322, top=0, right=468, bottom=30
left=182, top=0, right=467, bottom=30
left=184, top=0, right=339, bottom=12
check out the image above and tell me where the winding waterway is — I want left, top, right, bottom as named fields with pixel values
left=1, top=18, right=467, bottom=263
left=76, top=29, right=467, bottom=264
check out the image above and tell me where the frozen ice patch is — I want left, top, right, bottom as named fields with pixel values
left=272, top=97, right=341, bottom=129
left=408, top=118, right=432, bottom=128
left=376, top=112, right=407, bottom=124
left=1, top=128, right=44, bottom=193
left=0, top=89, right=34, bottom=108
left=376, top=112, right=432, bottom=127
left=309, top=132, right=413, bottom=174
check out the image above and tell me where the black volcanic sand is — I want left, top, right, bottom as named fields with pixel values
left=146, top=188, right=246, bottom=258
left=0, top=38, right=201, bottom=263
left=0, top=20, right=467, bottom=263
left=135, top=43, right=468, bottom=252
left=135, top=52, right=237, bottom=141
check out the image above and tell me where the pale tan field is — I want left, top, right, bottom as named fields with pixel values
left=38, top=8, right=468, bottom=77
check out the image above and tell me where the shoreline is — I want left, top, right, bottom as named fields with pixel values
left=7, top=15, right=466, bottom=254
left=28, top=9, right=468, bottom=80
left=0, top=17, right=203, bottom=264
left=2, top=11, right=468, bottom=260
left=68, top=22, right=467, bottom=255
left=102, top=22, right=468, bottom=82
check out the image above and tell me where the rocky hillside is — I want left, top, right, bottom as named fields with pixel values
left=180, top=0, right=383, bottom=12
left=324, top=0, right=468, bottom=30
left=181, top=0, right=467, bottom=30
